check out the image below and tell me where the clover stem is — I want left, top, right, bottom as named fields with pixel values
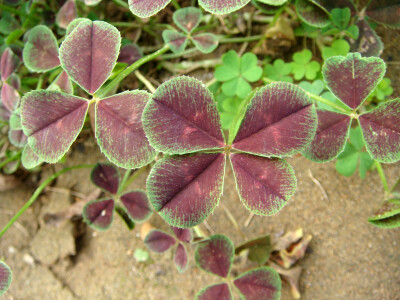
left=0, top=164, right=93, bottom=238
left=134, top=70, right=156, bottom=93
left=262, top=77, right=352, bottom=115
left=112, top=0, right=129, bottom=9
left=220, top=35, right=263, bottom=44
left=120, top=166, right=148, bottom=192
left=171, top=0, right=180, bottom=9
left=0, top=149, right=22, bottom=169
left=96, top=44, right=170, bottom=98
left=375, top=161, right=389, bottom=194
left=118, top=169, right=132, bottom=195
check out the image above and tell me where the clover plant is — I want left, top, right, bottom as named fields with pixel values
left=195, top=234, right=281, bottom=300
left=291, top=49, right=321, bottom=81
left=215, top=50, right=263, bottom=99
left=296, top=0, right=400, bottom=56
left=0, top=261, right=12, bottom=297
left=83, top=163, right=153, bottom=230
left=145, top=226, right=193, bottom=273
left=264, top=59, right=293, bottom=83
left=303, top=52, right=400, bottom=164
left=142, top=76, right=317, bottom=228
left=163, top=7, right=218, bottom=54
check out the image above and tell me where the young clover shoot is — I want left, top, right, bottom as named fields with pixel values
left=83, top=163, right=153, bottom=230
left=163, top=7, right=218, bottom=54
left=303, top=53, right=400, bottom=164
left=142, top=76, right=318, bottom=228
left=144, top=226, right=193, bottom=273
left=195, top=234, right=281, bottom=300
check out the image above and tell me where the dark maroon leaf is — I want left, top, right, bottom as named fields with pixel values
left=0, top=261, right=12, bottom=297
left=366, top=0, right=400, bottom=28
left=23, top=25, right=60, bottom=73
left=162, top=30, right=188, bottom=54
left=1, top=48, right=19, bottom=81
left=1, top=83, right=20, bottom=112
left=302, top=110, right=351, bottom=162
left=174, top=243, right=188, bottom=273
left=195, top=234, right=233, bottom=278
left=90, top=163, right=119, bottom=194
left=95, top=91, right=157, bottom=169
left=172, top=227, right=192, bottom=243
left=232, top=82, right=317, bottom=157
left=59, top=19, right=121, bottom=94
left=7, top=74, right=20, bottom=90
left=128, top=0, right=171, bottom=18
left=144, top=229, right=176, bottom=253
left=142, top=76, right=225, bottom=155
left=117, top=43, right=143, bottom=65
left=66, top=18, right=88, bottom=36
left=173, top=7, right=202, bottom=34
left=83, top=198, right=114, bottom=230
left=199, top=0, right=251, bottom=14
left=350, top=19, right=383, bottom=57
left=56, top=0, right=77, bottom=29
left=20, top=90, right=89, bottom=163
left=147, top=153, right=226, bottom=228
left=233, top=267, right=281, bottom=300
left=295, top=0, right=330, bottom=28
left=8, top=128, right=27, bottom=148
left=230, top=153, right=296, bottom=216
left=196, top=283, right=232, bottom=300
left=120, top=191, right=152, bottom=222
left=48, top=71, right=73, bottom=94
left=0, top=105, right=11, bottom=122
left=192, top=34, right=219, bottom=54
left=359, top=99, right=400, bottom=163
left=323, top=53, right=385, bottom=110
left=314, top=0, right=356, bottom=12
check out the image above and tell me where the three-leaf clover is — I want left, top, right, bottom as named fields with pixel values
left=335, top=126, right=374, bottom=179
left=163, top=7, right=218, bottom=54
left=83, top=163, right=153, bottom=230
left=321, top=39, right=350, bottom=60
left=215, top=50, right=263, bottom=99
left=142, top=76, right=317, bottom=228
left=264, top=59, right=293, bottom=83
left=304, top=53, right=400, bottom=164
left=195, top=235, right=281, bottom=300
left=144, top=226, right=193, bottom=273
left=291, top=49, right=320, bottom=80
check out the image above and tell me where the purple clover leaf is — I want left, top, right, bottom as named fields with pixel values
left=194, top=234, right=281, bottom=300
left=142, top=76, right=317, bottom=228
left=84, top=163, right=153, bottom=230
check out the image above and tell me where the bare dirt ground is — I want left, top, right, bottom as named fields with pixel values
left=1, top=139, right=399, bottom=300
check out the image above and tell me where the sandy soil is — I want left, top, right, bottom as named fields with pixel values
left=1, top=139, right=399, bottom=300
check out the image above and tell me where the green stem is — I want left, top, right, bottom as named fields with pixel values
left=112, top=0, right=129, bottom=9
left=118, top=169, right=132, bottom=195
left=171, top=0, right=180, bottom=9
left=0, top=149, right=23, bottom=169
left=375, top=161, right=389, bottom=193
left=120, top=166, right=148, bottom=192
left=0, top=4, right=40, bottom=21
left=262, top=77, right=352, bottom=115
left=220, top=35, right=262, bottom=44
left=36, top=74, right=45, bottom=90
left=96, top=44, right=170, bottom=98
left=0, top=164, right=93, bottom=238
left=390, top=176, right=400, bottom=194
left=160, top=47, right=198, bottom=60
left=110, top=22, right=141, bottom=28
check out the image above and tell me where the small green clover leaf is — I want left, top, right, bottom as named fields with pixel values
left=291, top=49, right=320, bottom=80
left=330, top=7, right=351, bottom=30
left=336, top=126, right=374, bottom=179
left=163, top=7, right=218, bottom=54
left=368, top=78, right=394, bottom=102
left=321, top=39, right=350, bottom=60
left=215, top=50, right=262, bottom=99
left=264, top=59, right=293, bottom=83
